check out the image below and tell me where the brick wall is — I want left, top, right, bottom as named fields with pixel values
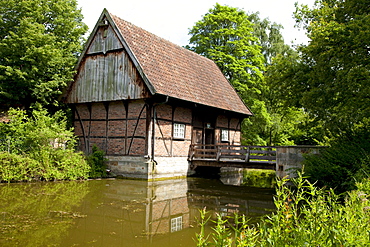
left=216, top=115, right=228, bottom=128
left=74, top=100, right=148, bottom=155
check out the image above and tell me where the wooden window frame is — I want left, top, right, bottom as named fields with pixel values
left=221, top=129, right=229, bottom=142
left=173, top=123, right=185, bottom=139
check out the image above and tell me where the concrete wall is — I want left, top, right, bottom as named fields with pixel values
left=276, top=146, right=325, bottom=178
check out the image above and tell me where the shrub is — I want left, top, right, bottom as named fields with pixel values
left=0, top=152, right=39, bottom=182
left=0, top=107, right=90, bottom=182
left=87, top=145, right=108, bottom=178
left=303, top=128, right=370, bottom=193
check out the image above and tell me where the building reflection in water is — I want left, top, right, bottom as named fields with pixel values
left=61, top=177, right=274, bottom=247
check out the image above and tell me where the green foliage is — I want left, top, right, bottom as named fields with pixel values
left=0, top=0, right=88, bottom=110
left=187, top=4, right=265, bottom=92
left=87, top=145, right=108, bottom=178
left=292, top=0, right=370, bottom=137
left=0, top=107, right=90, bottom=182
left=196, top=173, right=370, bottom=246
left=242, top=169, right=276, bottom=188
left=303, top=128, right=370, bottom=193
left=0, top=152, right=39, bottom=182
left=264, top=51, right=318, bottom=145
left=247, top=12, right=294, bottom=66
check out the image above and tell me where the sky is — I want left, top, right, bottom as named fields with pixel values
left=77, top=0, right=316, bottom=47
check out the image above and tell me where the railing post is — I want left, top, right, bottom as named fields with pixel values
left=245, top=146, right=250, bottom=162
left=216, top=145, right=221, bottom=161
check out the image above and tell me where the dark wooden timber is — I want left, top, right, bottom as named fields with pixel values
left=188, top=144, right=276, bottom=170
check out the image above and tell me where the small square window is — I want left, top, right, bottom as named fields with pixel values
left=221, top=129, right=229, bottom=142
left=173, top=123, right=185, bottom=139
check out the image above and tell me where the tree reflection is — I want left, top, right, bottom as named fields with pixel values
left=0, top=181, right=89, bottom=246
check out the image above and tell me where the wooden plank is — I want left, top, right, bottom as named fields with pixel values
left=219, top=154, right=247, bottom=158
left=249, top=146, right=276, bottom=148
left=220, top=149, right=248, bottom=154
left=193, top=154, right=217, bottom=158
left=249, top=160, right=276, bottom=165
left=249, top=150, right=276, bottom=155
left=249, top=155, right=276, bottom=160
left=194, top=148, right=218, bottom=153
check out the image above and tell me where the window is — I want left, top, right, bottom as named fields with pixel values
left=221, top=129, right=229, bottom=142
left=173, top=123, right=185, bottom=139
left=171, top=216, right=183, bottom=232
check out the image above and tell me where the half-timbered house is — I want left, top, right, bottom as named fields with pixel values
left=64, top=9, right=252, bottom=180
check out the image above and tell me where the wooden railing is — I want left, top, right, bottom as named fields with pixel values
left=188, top=144, right=276, bottom=164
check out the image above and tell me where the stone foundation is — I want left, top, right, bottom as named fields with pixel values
left=106, top=156, right=192, bottom=180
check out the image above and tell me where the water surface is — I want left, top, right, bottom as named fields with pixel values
left=0, top=177, right=274, bottom=246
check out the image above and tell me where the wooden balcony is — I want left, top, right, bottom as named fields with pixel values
left=188, top=144, right=276, bottom=170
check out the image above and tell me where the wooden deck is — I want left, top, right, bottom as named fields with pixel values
left=188, top=144, right=276, bottom=170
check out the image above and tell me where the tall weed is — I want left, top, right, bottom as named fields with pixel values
left=196, top=172, right=370, bottom=246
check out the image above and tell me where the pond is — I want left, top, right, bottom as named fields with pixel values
left=0, top=175, right=275, bottom=247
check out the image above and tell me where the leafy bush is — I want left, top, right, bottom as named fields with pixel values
left=0, top=152, right=39, bottom=182
left=87, top=145, right=108, bottom=178
left=196, top=173, right=370, bottom=246
left=303, top=128, right=370, bottom=193
left=0, top=107, right=90, bottom=182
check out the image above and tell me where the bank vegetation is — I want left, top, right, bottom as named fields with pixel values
left=0, top=107, right=106, bottom=182
left=196, top=173, right=370, bottom=246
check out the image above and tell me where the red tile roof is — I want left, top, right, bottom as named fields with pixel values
left=111, top=14, right=252, bottom=116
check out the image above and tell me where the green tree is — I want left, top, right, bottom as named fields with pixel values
left=294, top=0, right=370, bottom=137
left=248, top=12, right=294, bottom=66
left=265, top=50, right=319, bottom=145
left=248, top=13, right=313, bottom=145
left=187, top=4, right=265, bottom=103
left=0, top=0, right=87, bottom=110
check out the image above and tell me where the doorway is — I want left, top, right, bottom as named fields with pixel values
left=205, top=128, right=214, bottom=145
